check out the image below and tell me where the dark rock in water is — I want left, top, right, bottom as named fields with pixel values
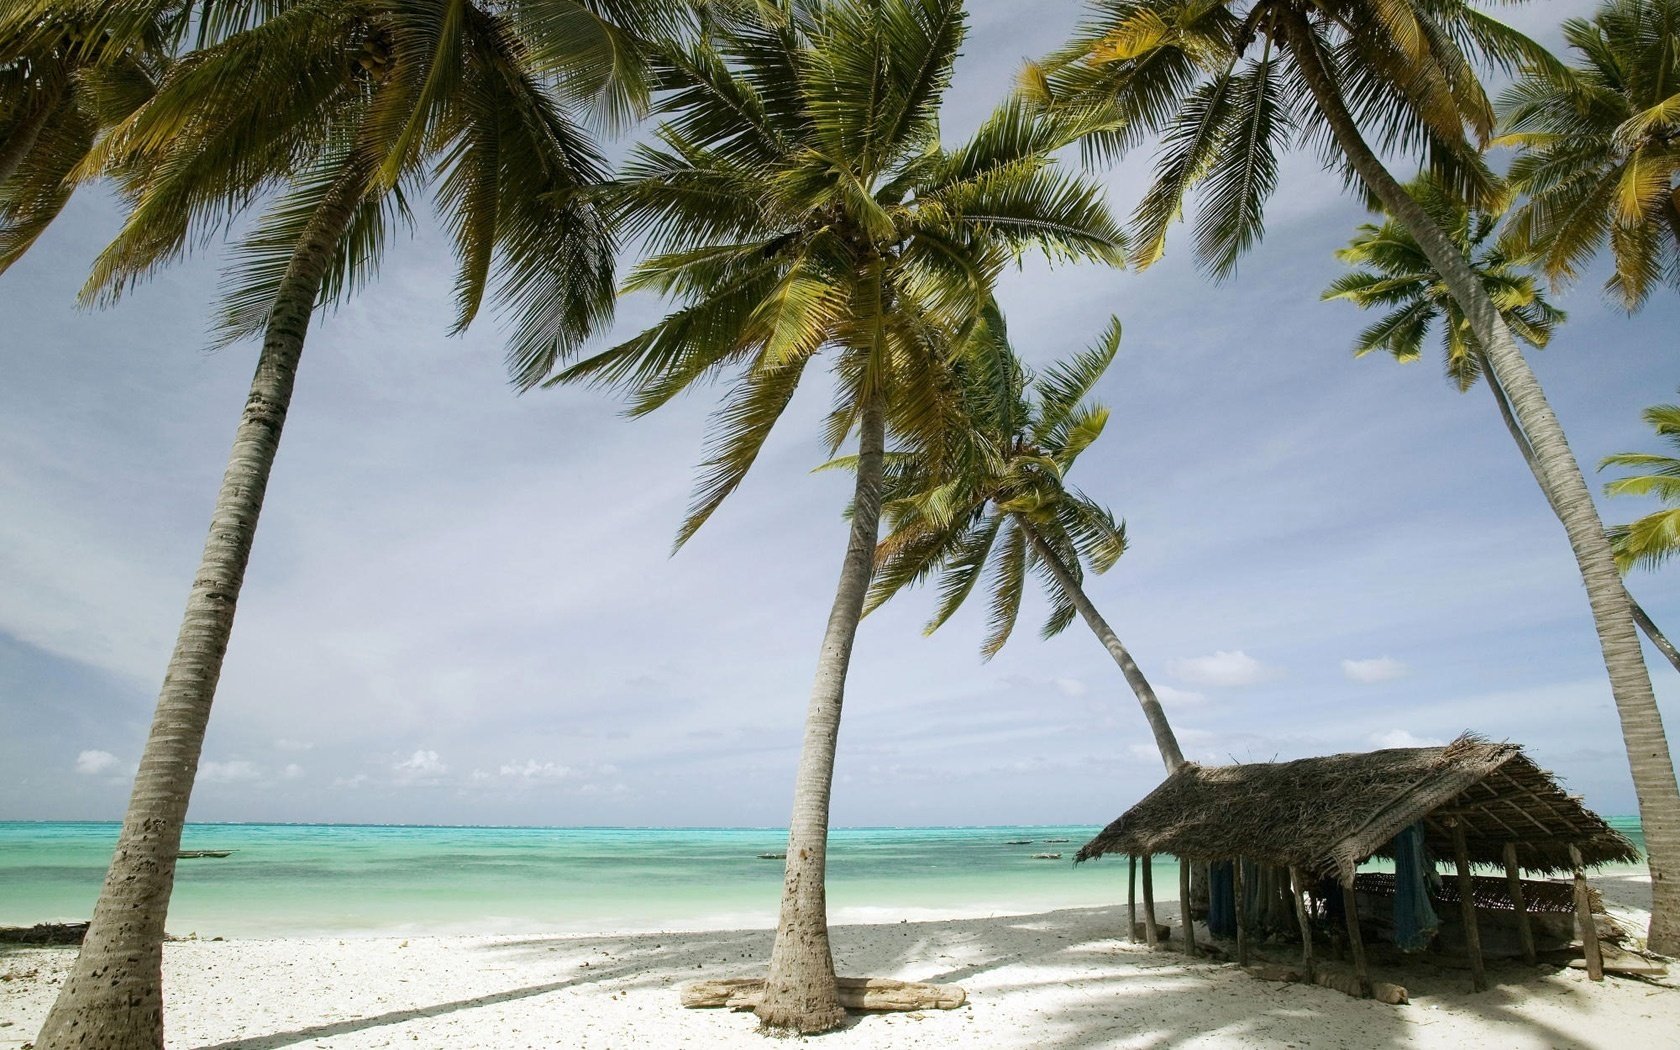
left=0, top=922, right=89, bottom=945
left=757, top=853, right=786, bottom=860
left=1031, top=853, right=1063, bottom=860
left=177, top=850, right=235, bottom=859
left=1005, top=839, right=1033, bottom=845
left=1042, top=839, right=1070, bottom=844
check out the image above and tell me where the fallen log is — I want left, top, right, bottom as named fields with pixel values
left=681, top=976, right=966, bottom=1012
left=1244, top=962, right=1408, bottom=1004
left=0, top=922, right=89, bottom=945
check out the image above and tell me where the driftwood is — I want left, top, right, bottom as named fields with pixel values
left=1569, top=946, right=1669, bottom=977
left=1245, top=963, right=1408, bottom=1005
left=177, top=850, right=235, bottom=859
left=1131, top=922, right=1170, bottom=942
left=681, top=976, right=966, bottom=1012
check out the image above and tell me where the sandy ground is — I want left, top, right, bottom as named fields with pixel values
left=2, top=877, right=1675, bottom=1049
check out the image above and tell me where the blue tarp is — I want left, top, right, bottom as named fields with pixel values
left=1392, top=822, right=1441, bottom=951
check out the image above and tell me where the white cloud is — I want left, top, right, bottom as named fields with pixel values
left=1342, top=656, right=1409, bottom=684
left=1370, top=729, right=1445, bottom=749
left=75, top=749, right=118, bottom=775
left=334, top=773, right=370, bottom=789
left=499, top=759, right=576, bottom=781
left=1155, top=685, right=1206, bottom=706
left=395, top=749, right=446, bottom=776
left=281, top=763, right=305, bottom=780
left=1170, top=650, right=1277, bottom=688
left=274, top=739, right=314, bottom=752
left=200, top=759, right=261, bottom=784
left=1054, top=677, right=1088, bottom=698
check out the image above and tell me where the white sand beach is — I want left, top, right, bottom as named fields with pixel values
left=3, top=875, right=1675, bottom=1049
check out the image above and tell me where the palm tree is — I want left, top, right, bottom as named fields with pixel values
left=551, top=1, right=1124, bottom=1029
left=866, top=311, right=1185, bottom=771
left=1327, top=176, right=1680, bottom=677
left=0, top=1, right=178, bottom=267
left=28, top=3, right=661, bottom=1045
left=1497, top=0, right=1680, bottom=310
left=1602, top=401, right=1680, bottom=671
left=1034, top=0, right=1680, bottom=954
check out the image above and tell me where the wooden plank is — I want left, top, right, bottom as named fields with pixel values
left=1341, top=881, right=1372, bottom=999
left=1503, top=842, right=1536, bottom=965
left=1233, top=858, right=1250, bottom=967
left=1570, top=843, right=1603, bottom=981
left=1128, top=854, right=1138, bottom=943
left=1453, top=821, right=1488, bottom=992
left=1142, top=853, right=1159, bottom=948
left=1180, top=858, right=1197, bottom=957
left=1288, top=865, right=1315, bottom=980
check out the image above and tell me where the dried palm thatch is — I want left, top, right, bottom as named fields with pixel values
left=1077, top=735, right=1638, bottom=884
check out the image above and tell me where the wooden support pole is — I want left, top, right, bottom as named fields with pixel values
left=1233, top=858, right=1250, bottom=967
left=1570, top=843, right=1603, bottom=981
left=1142, top=853, right=1159, bottom=948
left=1288, top=865, right=1315, bottom=980
left=1452, top=822, right=1488, bottom=992
left=1128, top=854, right=1138, bottom=943
left=1503, top=842, right=1536, bottom=966
left=1180, top=858, right=1197, bottom=957
left=1341, top=881, right=1372, bottom=999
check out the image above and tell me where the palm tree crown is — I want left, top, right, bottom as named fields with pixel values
left=1498, top=0, right=1680, bottom=309
left=1603, top=399, right=1680, bottom=572
left=1324, top=174, right=1565, bottom=390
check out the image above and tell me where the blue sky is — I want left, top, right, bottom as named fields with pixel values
left=0, top=1, right=1675, bottom=828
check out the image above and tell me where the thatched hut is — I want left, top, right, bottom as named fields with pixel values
left=1078, top=735, right=1639, bottom=995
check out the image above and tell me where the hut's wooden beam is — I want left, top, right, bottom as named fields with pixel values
left=1128, top=854, right=1138, bottom=943
left=1340, top=881, right=1373, bottom=999
left=1288, top=866, right=1315, bottom=980
left=1142, top=853, right=1159, bottom=949
left=1180, top=859, right=1197, bottom=958
left=1503, top=842, right=1537, bottom=965
left=1570, top=843, right=1604, bottom=981
left=1234, top=858, right=1250, bottom=967
left=1452, top=821, right=1488, bottom=992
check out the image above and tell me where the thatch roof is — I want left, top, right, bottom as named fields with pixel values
left=1076, top=735, right=1639, bottom=884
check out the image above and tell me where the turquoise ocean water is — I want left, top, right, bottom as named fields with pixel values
left=0, top=820, right=1645, bottom=939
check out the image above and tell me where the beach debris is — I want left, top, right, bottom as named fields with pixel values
left=176, top=850, right=235, bottom=859
left=756, top=853, right=786, bottom=860
left=682, top=976, right=966, bottom=1012
left=0, top=923, right=89, bottom=945
left=1245, top=963, right=1408, bottom=1005
left=1031, top=853, right=1062, bottom=860
left=1568, top=946, right=1668, bottom=977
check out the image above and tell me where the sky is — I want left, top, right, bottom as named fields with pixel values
left=1, top=1, right=1675, bottom=829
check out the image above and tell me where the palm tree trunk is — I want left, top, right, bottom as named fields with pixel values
left=34, top=169, right=365, bottom=1050
left=756, top=389, right=887, bottom=1033
left=0, top=90, right=59, bottom=185
left=1483, top=368, right=1680, bottom=677
left=1281, top=9, right=1680, bottom=954
left=1020, top=522, right=1186, bottom=772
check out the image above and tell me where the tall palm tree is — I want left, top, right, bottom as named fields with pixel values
left=1326, top=176, right=1680, bottom=677
left=1034, top=0, right=1680, bottom=953
left=865, top=312, right=1186, bottom=771
left=28, top=3, right=658, bottom=1045
left=1497, top=0, right=1680, bottom=310
left=552, top=1, right=1124, bottom=1029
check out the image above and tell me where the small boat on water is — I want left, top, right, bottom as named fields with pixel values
left=1031, top=853, right=1062, bottom=860
left=757, top=852, right=786, bottom=860
left=177, top=850, right=235, bottom=859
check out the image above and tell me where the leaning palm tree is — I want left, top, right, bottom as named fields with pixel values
left=866, top=311, right=1186, bottom=771
left=1034, top=0, right=1680, bottom=953
left=1326, top=175, right=1680, bottom=677
left=1497, top=0, right=1680, bottom=310
left=552, top=2, right=1124, bottom=1029
left=28, top=3, right=662, bottom=1045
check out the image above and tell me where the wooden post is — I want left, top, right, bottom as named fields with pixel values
left=1570, top=843, right=1603, bottom=981
left=1451, top=821, right=1488, bottom=992
left=1288, top=865, right=1315, bottom=979
left=1503, top=842, right=1536, bottom=966
left=1180, top=858, right=1197, bottom=957
left=1233, top=858, right=1250, bottom=966
left=1128, top=854, right=1138, bottom=943
left=1341, top=881, right=1372, bottom=998
left=1142, top=853, right=1159, bottom=948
